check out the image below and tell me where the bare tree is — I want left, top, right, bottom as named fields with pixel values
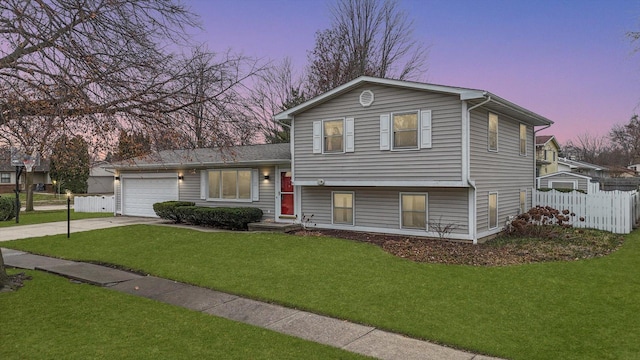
left=0, top=114, right=62, bottom=211
left=0, top=0, right=204, bottom=135
left=251, top=58, right=307, bottom=143
left=564, top=132, right=611, bottom=164
left=610, top=115, right=640, bottom=166
left=0, top=0, right=202, bottom=289
left=306, top=0, right=428, bottom=96
left=166, top=47, right=266, bottom=149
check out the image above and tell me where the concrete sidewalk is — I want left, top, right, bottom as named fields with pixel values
left=2, top=218, right=502, bottom=360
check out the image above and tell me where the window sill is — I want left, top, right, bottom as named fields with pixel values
left=206, top=198, right=253, bottom=203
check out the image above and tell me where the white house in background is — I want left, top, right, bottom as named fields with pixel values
left=537, top=171, right=600, bottom=193
left=558, top=157, right=607, bottom=178
left=112, top=76, right=553, bottom=242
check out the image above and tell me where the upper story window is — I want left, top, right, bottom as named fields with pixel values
left=488, top=113, right=498, bottom=152
left=324, top=119, right=344, bottom=152
left=208, top=169, right=252, bottom=201
left=519, top=124, right=527, bottom=156
left=1, top=173, right=10, bottom=183
left=393, top=112, right=418, bottom=149
left=380, top=110, right=431, bottom=151
left=313, top=118, right=354, bottom=154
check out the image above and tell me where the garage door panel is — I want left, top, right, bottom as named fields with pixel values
left=122, top=176, right=178, bottom=217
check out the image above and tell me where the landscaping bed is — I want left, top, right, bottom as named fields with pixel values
left=301, top=228, right=625, bottom=266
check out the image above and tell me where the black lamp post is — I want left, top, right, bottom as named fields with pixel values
left=66, top=190, right=71, bottom=238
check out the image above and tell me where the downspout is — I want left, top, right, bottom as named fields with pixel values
left=465, top=96, right=491, bottom=244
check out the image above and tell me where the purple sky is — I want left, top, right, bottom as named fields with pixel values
left=187, top=0, right=640, bottom=145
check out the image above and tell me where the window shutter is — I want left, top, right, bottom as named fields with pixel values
left=345, top=117, right=355, bottom=153
left=312, top=121, right=322, bottom=154
left=200, top=170, right=207, bottom=199
left=251, top=169, right=260, bottom=201
left=420, top=110, right=432, bottom=149
left=380, top=114, right=390, bottom=150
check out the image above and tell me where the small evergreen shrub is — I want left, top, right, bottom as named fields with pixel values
left=0, top=197, right=16, bottom=221
left=153, top=201, right=196, bottom=223
left=157, top=203, right=263, bottom=230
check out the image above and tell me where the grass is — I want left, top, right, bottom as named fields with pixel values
left=0, top=192, right=67, bottom=206
left=0, top=269, right=370, bottom=360
left=4, top=226, right=640, bottom=359
left=0, top=210, right=113, bottom=227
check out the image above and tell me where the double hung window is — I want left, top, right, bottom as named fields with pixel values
left=401, top=193, right=427, bottom=229
left=324, top=119, right=344, bottom=152
left=332, top=192, right=354, bottom=225
left=393, top=112, right=419, bottom=149
left=488, top=113, right=498, bottom=151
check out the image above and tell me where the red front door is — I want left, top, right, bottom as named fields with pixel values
left=280, top=170, right=294, bottom=216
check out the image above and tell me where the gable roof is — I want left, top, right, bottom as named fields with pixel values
left=537, top=171, right=594, bottom=181
left=536, top=135, right=560, bottom=149
left=558, top=157, right=607, bottom=172
left=111, top=143, right=291, bottom=170
left=0, top=149, right=50, bottom=172
left=274, top=76, right=554, bottom=127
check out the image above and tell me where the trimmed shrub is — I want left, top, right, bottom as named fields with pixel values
left=0, top=196, right=16, bottom=221
left=153, top=201, right=195, bottom=223
left=178, top=206, right=263, bottom=230
left=538, top=187, right=587, bottom=194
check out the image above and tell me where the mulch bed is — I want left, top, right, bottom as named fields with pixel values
left=295, top=229, right=625, bottom=266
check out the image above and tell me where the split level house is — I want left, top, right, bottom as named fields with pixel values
left=112, top=76, right=553, bottom=243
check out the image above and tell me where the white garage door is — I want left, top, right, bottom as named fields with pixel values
left=122, top=175, right=178, bottom=217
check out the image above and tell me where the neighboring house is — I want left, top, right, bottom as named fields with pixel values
left=628, top=164, right=640, bottom=174
left=113, top=76, right=553, bottom=242
left=537, top=171, right=600, bottom=193
left=88, top=162, right=115, bottom=194
left=0, top=149, right=51, bottom=193
left=558, top=157, right=607, bottom=178
left=535, top=135, right=560, bottom=176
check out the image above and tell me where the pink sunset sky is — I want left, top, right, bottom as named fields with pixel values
left=186, top=0, right=640, bottom=146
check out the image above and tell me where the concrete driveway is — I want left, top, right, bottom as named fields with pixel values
left=0, top=216, right=162, bottom=242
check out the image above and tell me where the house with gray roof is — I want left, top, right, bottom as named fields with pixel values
left=113, top=76, right=553, bottom=242
left=111, top=143, right=290, bottom=218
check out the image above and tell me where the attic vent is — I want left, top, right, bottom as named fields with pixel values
left=359, top=90, right=374, bottom=107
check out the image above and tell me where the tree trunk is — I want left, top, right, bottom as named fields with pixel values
left=0, top=249, right=9, bottom=289
left=26, top=171, right=34, bottom=211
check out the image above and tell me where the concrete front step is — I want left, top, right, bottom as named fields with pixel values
left=248, top=222, right=301, bottom=233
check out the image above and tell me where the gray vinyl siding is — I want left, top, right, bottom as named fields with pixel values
left=538, top=173, right=589, bottom=192
left=469, top=108, right=536, bottom=234
left=301, top=186, right=469, bottom=235
left=180, top=166, right=277, bottom=220
left=293, top=84, right=463, bottom=183
left=115, top=177, right=121, bottom=213
left=115, top=167, right=277, bottom=220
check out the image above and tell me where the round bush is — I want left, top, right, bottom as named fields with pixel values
left=0, top=197, right=17, bottom=221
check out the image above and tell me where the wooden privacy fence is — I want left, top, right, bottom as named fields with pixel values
left=74, top=195, right=114, bottom=213
left=533, top=190, right=640, bottom=234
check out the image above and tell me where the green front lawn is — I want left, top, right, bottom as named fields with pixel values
left=4, top=226, right=640, bottom=359
left=0, top=210, right=113, bottom=227
left=0, top=270, right=370, bottom=360
left=0, top=192, right=67, bottom=206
